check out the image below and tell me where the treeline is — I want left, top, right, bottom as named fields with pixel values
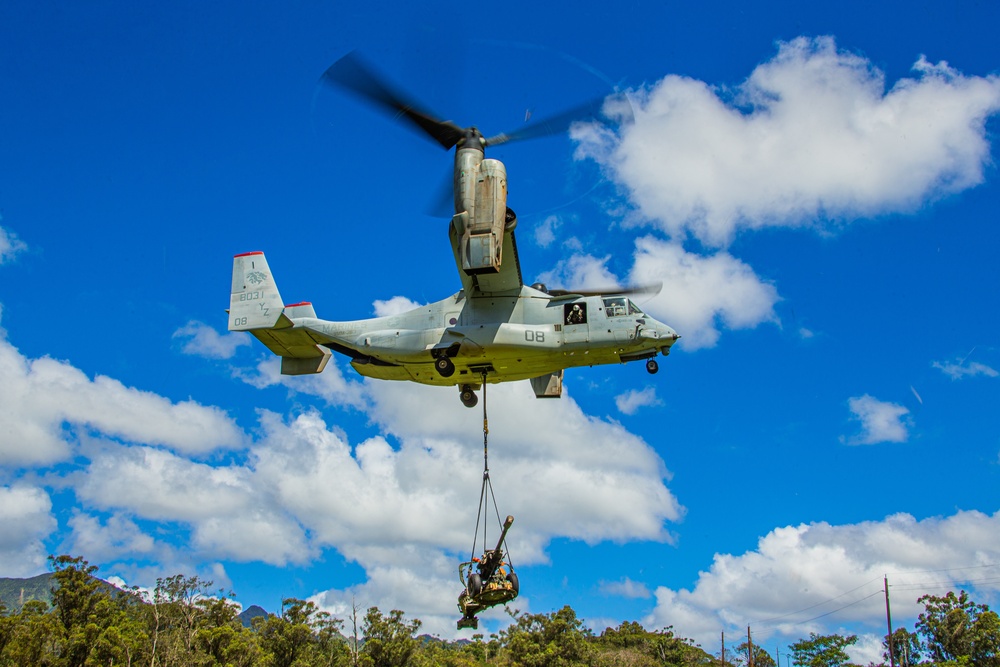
left=0, top=556, right=997, bottom=666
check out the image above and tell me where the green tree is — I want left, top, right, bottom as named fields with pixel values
left=144, top=574, right=202, bottom=666
left=916, top=590, right=1000, bottom=666
left=595, top=621, right=657, bottom=667
left=255, top=597, right=348, bottom=667
left=647, top=626, right=713, bottom=666
left=0, top=601, right=12, bottom=659
left=882, top=627, right=922, bottom=667
left=500, top=605, right=594, bottom=666
left=49, top=554, right=112, bottom=667
left=193, top=595, right=261, bottom=667
left=257, top=598, right=320, bottom=667
left=788, top=632, right=857, bottom=667
left=594, top=621, right=713, bottom=666
left=599, top=621, right=649, bottom=650
left=157, top=574, right=216, bottom=656
left=462, top=632, right=502, bottom=665
left=1, top=599, right=61, bottom=667
left=90, top=611, right=149, bottom=667
left=409, top=636, right=482, bottom=667
left=133, top=572, right=259, bottom=666
left=735, top=640, right=777, bottom=667
left=345, top=598, right=363, bottom=667
left=86, top=590, right=151, bottom=667
left=360, top=607, right=421, bottom=667
left=313, top=609, right=349, bottom=667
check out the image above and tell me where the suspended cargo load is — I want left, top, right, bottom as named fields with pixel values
left=457, top=515, right=518, bottom=630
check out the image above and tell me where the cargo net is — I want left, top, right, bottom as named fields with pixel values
left=457, top=376, right=519, bottom=630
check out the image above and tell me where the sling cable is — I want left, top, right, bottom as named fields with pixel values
left=456, top=373, right=519, bottom=630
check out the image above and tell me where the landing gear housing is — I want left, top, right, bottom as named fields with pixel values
left=459, top=385, right=478, bottom=408
left=435, top=355, right=455, bottom=377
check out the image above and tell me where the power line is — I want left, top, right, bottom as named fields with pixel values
left=755, top=577, right=882, bottom=625
left=754, top=563, right=1000, bottom=626
left=891, top=575, right=1000, bottom=592
left=887, top=562, right=999, bottom=577
left=747, top=563, right=1000, bottom=632
left=770, top=590, right=886, bottom=628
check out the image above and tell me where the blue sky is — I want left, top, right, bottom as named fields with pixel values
left=2, top=0, right=1000, bottom=661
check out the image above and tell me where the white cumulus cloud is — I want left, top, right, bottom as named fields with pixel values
left=933, top=356, right=999, bottom=380
left=575, top=36, right=1000, bottom=247
left=615, top=387, right=663, bottom=415
left=599, top=577, right=652, bottom=599
left=537, top=253, right=620, bottom=292
left=630, top=238, right=780, bottom=349
left=276, top=381, right=683, bottom=636
left=646, top=510, right=1000, bottom=652
left=68, top=512, right=157, bottom=562
left=372, top=296, right=424, bottom=317
left=173, top=320, right=251, bottom=359
left=845, top=394, right=911, bottom=445
left=235, top=355, right=367, bottom=410
left=0, top=225, right=27, bottom=265
left=0, top=485, right=56, bottom=576
left=0, top=331, right=245, bottom=465
left=534, top=214, right=564, bottom=248
left=566, top=37, right=1000, bottom=349
left=75, top=441, right=310, bottom=567
left=300, top=380, right=682, bottom=554
left=52, top=377, right=681, bottom=638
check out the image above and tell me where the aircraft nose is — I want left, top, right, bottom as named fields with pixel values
left=656, top=322, right=681, bottom=347
left=638, top=322, right=681, bottom=343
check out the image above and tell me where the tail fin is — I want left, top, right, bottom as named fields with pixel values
left=229, top=252, right=332, bottom=375
left=229, top=252, right=288, bottom=331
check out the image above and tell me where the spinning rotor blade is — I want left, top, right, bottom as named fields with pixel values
left=322, top=51, right=630, bottom=152
left=545, top=283, right=663, bottom=298
left=484, top=95, right=618, bottom=147
left=321, top=52, right=465, bottom=149
left=426, top=168, right=455, bottom=218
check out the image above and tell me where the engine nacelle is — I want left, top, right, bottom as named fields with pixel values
left=453, top=151, right=508, bottom=275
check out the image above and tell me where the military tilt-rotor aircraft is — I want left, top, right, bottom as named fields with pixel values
left=228, top=53, right=680, bottom=407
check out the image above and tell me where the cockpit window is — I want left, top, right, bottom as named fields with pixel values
left=603, top=297, right=626, bottom=317
left=603, top=297, right=644, bottom=317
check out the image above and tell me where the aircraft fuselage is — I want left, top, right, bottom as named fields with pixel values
left=270, top=285, right=678, bottom=386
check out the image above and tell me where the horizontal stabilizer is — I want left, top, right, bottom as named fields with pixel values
left=530, top=370, right=563, bottom=398
left=284, top=302, right=317, bottom=319
left=281, top=346, right=332, bottom=375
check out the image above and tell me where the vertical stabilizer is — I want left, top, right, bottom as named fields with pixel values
left=229, top=252, right=286, bottom=331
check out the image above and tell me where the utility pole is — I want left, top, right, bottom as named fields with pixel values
left=721, top=631, right=725, bottom=667
left=884, top=575, right=896, bottom=667
left=748, top=626, right=754, bottom=667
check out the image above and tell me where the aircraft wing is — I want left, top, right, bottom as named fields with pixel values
left=448, top=224, right=523, bottom=296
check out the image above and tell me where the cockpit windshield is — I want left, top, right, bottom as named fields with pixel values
left=603, top=297, right=644, bottom=317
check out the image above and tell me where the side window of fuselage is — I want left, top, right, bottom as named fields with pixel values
left=564, top=302, right=587, bottom=325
